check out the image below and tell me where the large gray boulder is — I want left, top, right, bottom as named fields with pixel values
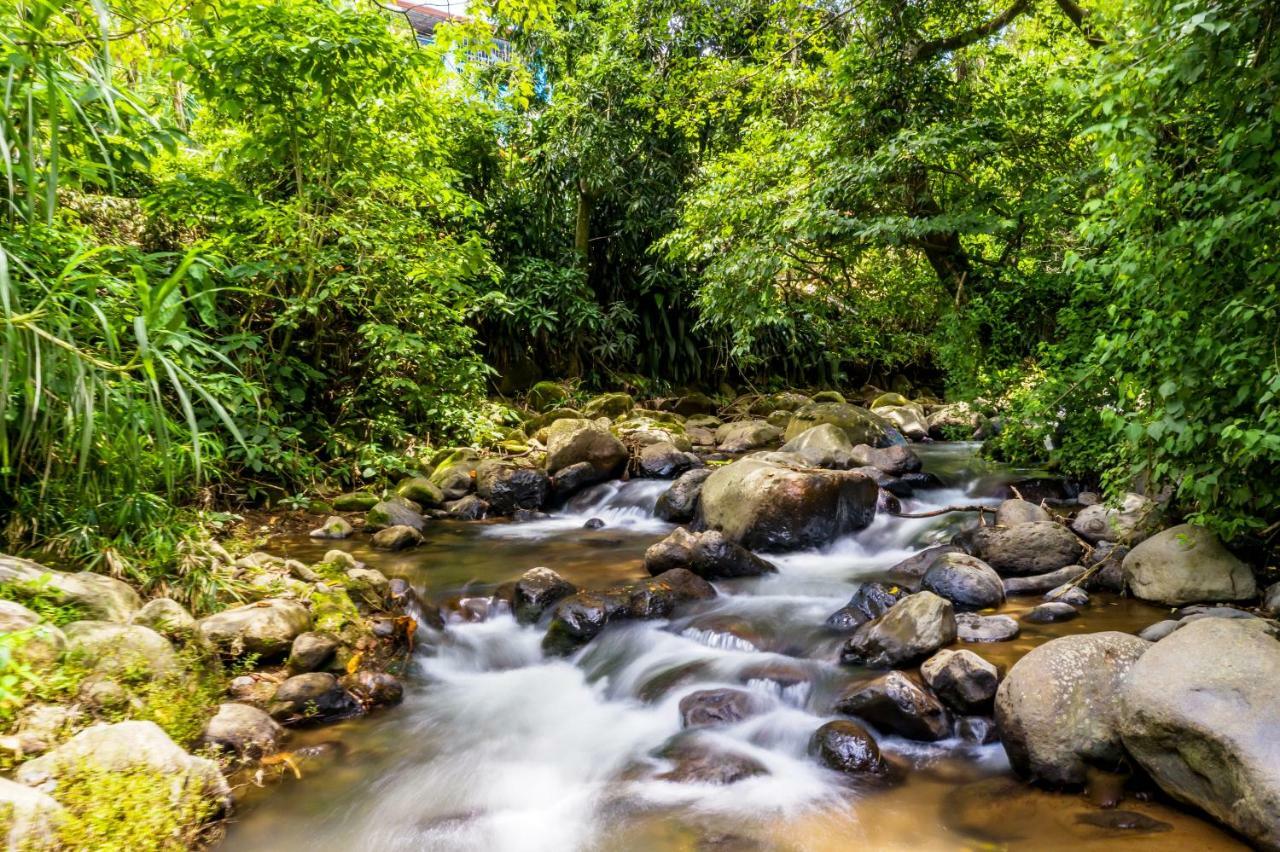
left=697, top=457, right=877, bottom=551
left=834, top=670, right=951, bottom=741
left=1071, top=492, right=1161, bottom=544
left=921, top=649, right=999, bottom=714
left=1119, top=617, right=1280, bottom=849
left=63, top=621, right=179, bottom=680
left=197, top=598, right=311, bottom=660
left=542, top=569, right=716, bottom=655
left=1122, top=524, right=1255, bottom=606
left=968, top=522, right=1084, bottom=576
left=784, top=402, right=893, bottom=446
left=364, top=498, right=426, bottom=533
left=0, top=776, right=64, bottom=849
left=16, top=721, right=230, bottom=809
left=644, top=528, right=776, bottom=580
left=840, top=591, right=956, bottom=668
left=132, top=597, right=197, bottom=640
left=0, top=556, right=140, bottom=622
left=545, top=418, right=628, bottom=478
left=475, top=460, right=550, bottom=515
left=635, top=441, right=700, bottom=478
left=994, top=499, right=1050, bottom=527
left=921, top=553, right=1005, bottom=611
left=850, top=444, right=921, bottom=476
left=714, top=420, right=782, bottom=453
left=201, top=702, right=285, bottom=761
left=994, top=631, right=1149, bottom=785
left=778, top=424, right=854, bottom=468
left=654, top=468, right=713, bottom=522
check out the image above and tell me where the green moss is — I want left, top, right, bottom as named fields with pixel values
left=0, top=580, right=87, bottom=627
left=51, top=763, right=222, bottom=851
left=129, top=647, right=225, bottom=749
left=307, top=586, right=367, bottom=647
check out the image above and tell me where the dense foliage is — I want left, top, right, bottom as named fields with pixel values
left=1, top=0, right=1276, bottom=555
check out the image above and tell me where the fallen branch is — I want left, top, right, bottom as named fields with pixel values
left=891, top=504, right=996, bottom=519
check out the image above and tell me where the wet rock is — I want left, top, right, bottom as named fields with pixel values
left=1074, top=811, right=1172, bottom=834
left=0, top=776, right=64, bottom=849
left=810, top=720, right=886, bottom=775
left=778, top=424, right=854, bottom=468
left=64, top=621, right=179, bottom=680
left=371, top=524, right=423, bottom=550
left=678, top=688, right=758, bottom=727
left=955, top=613, right=1020, bottom=643
left=1023, top=602, right=1078, bottom=624
left=715, top=420, right=783, bottom=453
left=851, top=444, right=922, bottom=476
left=543, top=569, right=716, bottom=655
left=840, top=591, right=957, bottom=668
left=877, top=489, right=901, bottom=515
left=921, top=553, right=1005, bottom=611
left=365, top=498, right=426, bottom=533
left=655, top=468, right=714, bottom=523
left=1071, top=493, right=1161, bottom=545
left=549, top=461, right=598, bottom=501
left=268, top=672, right=359, bottom=724
left=835, top=670, right=951, bottom=741
left=883, top=545, right=962, bottom=590
left=957, top=716, right=1000, bottom=745
left=968, top=522, right=1084, bottom=576
left=921, top=649, right=1000, bottom=714
left=432, top=459, right=477, bottom=502
left=395, top=476, right=445, bottom=508
left=655, top=739, right=767, bottom=785
left=309, top=515, right=354, bottom=540
left=1122, top=524, right=1255, bottom=606
left=637, top=441, right=701, bottom=479
left=198, top=598, right=312, bottom=661
left=1119, top=617, right=1280, bottom=849
left=131, top=597, right=197, bottom=641
left=994, top=631, right=1150, bottom=785
left=899, top=471, right=944, bottom=491
left=475, top=460, right=550, bottom=515
left=545, top=419, right=628, bottom=481
left=825, top=582, right=909, bottom=631
left=201, top=703, right=284, bottom=761
left=341, top=671, right=404, bottom=709
left=513, top=567, right=577, bottom=625
left=512, top=508, right=550, bottom=523
left=784, top=402, right=894, bottom=447
left=1002, top=565, right=1086, bottom=595
left=583, top=517, right=606, bottom=529
left=698, top=457, right=877, bottom=552
left=16, top=720, right=230, bottom=810
left=644, top=528, right=776, bottom=580
left=1137, top=620, right=1179, bottom=642
left=1045, top=584, right=1089, bottom=606
left=446, top=495, right=488, bottom=520
left=287, top=631, right=339, bottom=673
left=994, top=499, right=1050, bottom=527
left=0, top=555, right=141, bottom=622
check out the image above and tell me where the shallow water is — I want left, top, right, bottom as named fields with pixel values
left=224, top=443, right=1244, bottom=851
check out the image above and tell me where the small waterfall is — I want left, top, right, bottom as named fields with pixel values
left=481, top=478, right=673, bottom=539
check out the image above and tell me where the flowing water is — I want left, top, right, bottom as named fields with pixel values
left=223, top=444, right=1244, bottom=851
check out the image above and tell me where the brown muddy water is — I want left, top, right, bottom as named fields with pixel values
left=221, top=444, right=1244, bottom=851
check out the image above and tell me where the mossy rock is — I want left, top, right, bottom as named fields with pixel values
left=631, top=408, right=686, bottom=426
left=332, top=492, right=379, bottom=512
left=812, top=390, right=846, bottom=404
left=498, top=440, right=531, bottom=454
left=307, top=500, right=335, bottom=514
left=871, top=392, right=911, bottom=410
left=527, top=381, right=569, bottom=412
left=747, top=392, right=811, bottom=416
left=395, top=476, right=444, bottom=508
left=582, top=392, right=634, bottom=420
left=785, top=402, right=894, bottom=447
left=308, top=586, right=369, bottom=647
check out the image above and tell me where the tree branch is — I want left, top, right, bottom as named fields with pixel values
left=908, top=0, right=1034, bottom=63
left=1053, top=0, right=1107, bottom=47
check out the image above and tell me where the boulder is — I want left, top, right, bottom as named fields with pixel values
left=825, top=582, right=909, bottom=631
left=0, top=556, right=140, bottom=622
left=197, top=599, right=311, bottom=660
left=654, top=468, right=713, bottom=523
left=475, top=460, right=550, bottom=515
left=1045, top=584, right=1089, bottom=606
left=921, top=649, right=1000, bottom=713
left=921, top=553, right=1005, bottom=611
left=678, top=688, right=758, bottom=727
left=968, top=522, right=1085, bottom=576
left=431, top=459, right=477, bottom=501
left=810, top=720, right=886, bottom=775
left=636, top=441, right=700, bottom=478
left=698, top=457, right=877, bottom=551
left=1023, top=602, right=1078, bottom=623
left=747, top=392, right=811, bottom=416
left=994, top=499, right=1050, bottom=527
left=928, top=402, right=981, bottom=439
left=784, top=402, right=893, bottom=447
left=956, top=716, right=999, bottom=745
left=309, top=515, right=354, bottom=539
left=332, top=492, right=379, bottom=511
left=851, top=444, right=922, bottom=476
left=1122, top=524, right=1255, bottom=606
left=1002, top=565, right=1087, bottom=595
left=371, top=525, right=422, bottom=551
left=545, top=418, right=628, bottom=479
left=1119, top=617, right=1280, bottom=849
left=63, top=621, right=179, bottom=680
left=1137, top=620, right=1180, bottom=642
left=0, top=601, right=66, bottom=668
left=1071, top=493, right=1161, bottom=544
left=667, top=392, right=718, bottom=417
left=512, top=567, right=577, bottom=625
left=130, top=597, right=197, bottom=642
left=1265, top=582, right=1280, bottom=618
left=15, top=721, right=229, bottom=808
left=778, top=424, right=854, bottom=468
left=840, top=591, right=956, bottom=668
left=834, top=670, right=951, bottom=741
left=201, top=703, right=284, bottom=761
left=286, top=631, right=339, bottom=673
left=341, top=670, right=404, bottom=709
left=955, top=613, right=1020, bottom=643
left=581, top=392, right=634, bottom=420
left=268, top=672, right=358, bottom=723
left=715, top=420, right=782, bottom=453
left=394, top=476, right=444, bottom=508
left=644, top=528, right=776, bottom=580
left=364, top=498, right=426, bottom=533
left=812, top=390, right=846, bottom=404
left=994, top=631, right=1149, bottom=785
left=883, top=545, right=962, bottom=590
left=526, top=380, right=568, bottom=412
left=874, top=404, right=929, bottom=441
left=446, top=495, right=488, bottom=520
left=543, top=569, right=716, bottom=655
left=550, top=460, right=602, bottom=500
left=0, top=776, right=63, bottom=849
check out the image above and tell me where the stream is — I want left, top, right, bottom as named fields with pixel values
left=223, top=444, right=1244, bottom=851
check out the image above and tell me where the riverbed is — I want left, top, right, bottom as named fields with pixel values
left=223, top=444, right=1244, bottom=851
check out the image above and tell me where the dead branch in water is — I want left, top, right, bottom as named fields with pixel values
left=891, top=504, right=996, bottom=519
